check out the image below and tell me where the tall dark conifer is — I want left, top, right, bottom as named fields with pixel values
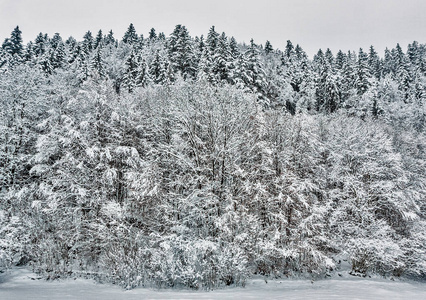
left=105, top=30, right=116, bottom=46
left=149, top=28, right=157, bottom=40
left=355, top=48, right=371, bottom=95
left=34, top=33, right=47, bottom=56
left=264, top=40, right=273, bottom=55
left=368, top=46, right=381, bottom=79
left=2, top=26, right=23, bottom=57
left=167, top=25, right=196, bottom=79
left=95, top=30, right=103, bottom=49
left=82, top=31, right=94, bottom=54
left=122, top=23, right=138, bottom=44
left=206, top=26, right=219, bottom=54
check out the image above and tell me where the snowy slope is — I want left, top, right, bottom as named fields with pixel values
left=1, top=268, right=425, bottom=300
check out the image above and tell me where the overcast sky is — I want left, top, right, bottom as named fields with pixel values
left=0, top=0, right=425, bottom=57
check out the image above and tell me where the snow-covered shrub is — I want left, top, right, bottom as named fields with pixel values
left=0, top=210, right=12, bottom=271
left=149, top=233, right=250, bottom=290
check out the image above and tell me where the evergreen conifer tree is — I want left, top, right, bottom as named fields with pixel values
left=335, top=50, right=346, bottom=70
left=49, top=33, right=61, bottom=49
left=229, top=37, right=239, bottom=59
left=355, top=48, right=371, bottom=95
left=135, top=53, right=150, bottom=87
left=239, top=39, right=267, bottom=99
left=23, top=41, right=35, bottom=63
left=38, top=50, right=53, bottom=75
left=325, top=48, right=334, bottom=66
left=196, top=48, right=213, bottom=82
left=95, top=30, right=103, bottom=49
left=149, top=50, right=168, bottom=85
left=294, top=44, right=306, bottom=60
left=315, top=53, right=340, bottom=112
left=167, top=25, right=196, bottom=79
left=83, top=31, right=94, bottom=54
left=368, top=45, right=381, bottom=79
left=285, top=40, right=295, bottom=59
left=66, top=37, right=78, bottom=63
left=397, top=56, right=412, bottom=101
left=264, top=41, right=273, bottom=55
left=149, top=28, right=157, bottom=40
left=394, top=43, right=406, bottom=70
left=211, top=32, right=232, bottom=84
left=312, top=49, right=324, bottom=72
left=105, top=30, right=116, bottom=46
left=34, top=33, right=47, bottom=56
left=122, top=50, right=139, bottom=92
left=74, top=48, right=90, bottom=83
left=91, top=46, right=106, bottom=78
left=2, top=26, right=23, bottom=57
left=206, top=26, right=219, bottom=54
left=50, top=40, right=66, bottom=69
left=122, top=23, right=138, bottom=44
left=158, top=32, right=166, bottom=40
left=383, top=48, right=394, bottom=76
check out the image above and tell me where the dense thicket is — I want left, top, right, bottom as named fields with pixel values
left=0, top=24, right=425, bottom=289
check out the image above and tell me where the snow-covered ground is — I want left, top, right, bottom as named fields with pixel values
left=1, top=268, right=425, bottom=300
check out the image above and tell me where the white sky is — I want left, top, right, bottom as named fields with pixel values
left=0, top=0, right=425, bottom=57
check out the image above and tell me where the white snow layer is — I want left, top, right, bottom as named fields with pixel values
left=0, top=268, right=425, bottom=300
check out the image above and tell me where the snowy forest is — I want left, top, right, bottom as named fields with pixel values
left=0, top=24, right=425, bottom=290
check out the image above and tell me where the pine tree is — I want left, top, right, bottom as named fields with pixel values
left=195, top=35, right=206, bottom=54
left=289, top=44, right=309, bottom=96
left=91, top=46, right=106, bottom=78
left=50, top=40, right=66, bottom=69
left=229, top=37, right=239, bottom=59
left=355, top=48, right=371, bottom=95
left=137, top=34, right=145, bottom=49
left=394, top=43, right=406, bottom=70
left=66, top=37, right=78, bottom=63
left=407, top=41, right=420, bottom=65
left=122, top=23, right=138, bottom=44
left=264, top=40, right=273, bottom=55
left=65, top=36, right=77, bottom=49
left=74, top=48, right=90, bottom=83
left=312, top=49, right=324, bottom=72
left=135, top=53, right=150, bottom=87
left=122, top=50, right=139, bottom=92
left=167, top=25, right=196, bottom=79
left=295, top=44, right=307, bottom=60
left=82, top=31, right=94, bottom=54
left=196, top=48, right=213, bottom=82
left=397, top=56, right=412, bottom=101
left=22, top=43, right=33, bottom=64
left=240, top=39, right=267, bottom=99
left=149, top=50, right=168, bottom=85
left=95, top=30, right=103, bottom=49
left=158, top=32, right=166, bottom=40
left=315, top=53, right=340, bottom=113
left=383, top=48, right=394, bottom=76
left=285, top=40, right=295, bottom=59
left=193, top=35, right=205, bottom=71
left=211, top=32, right=232, bottom=84
left=368, top=45, right=381, bottom=79
left=105, top=30, right=116, bottom=46
left=325, top=48, right=334, bottom=66
left=148, top=28, right=157, bottom=40
left=335, top=50, right=346, bottom=70
left=34, top=33, right=47, bottom=56
left=206, top=26, right=219, bottom=54
left=49, top=33, right=60, bottom=49
left=339, top=51, right=357, bottom=104
left=2, top=26, right=23, bottom=57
